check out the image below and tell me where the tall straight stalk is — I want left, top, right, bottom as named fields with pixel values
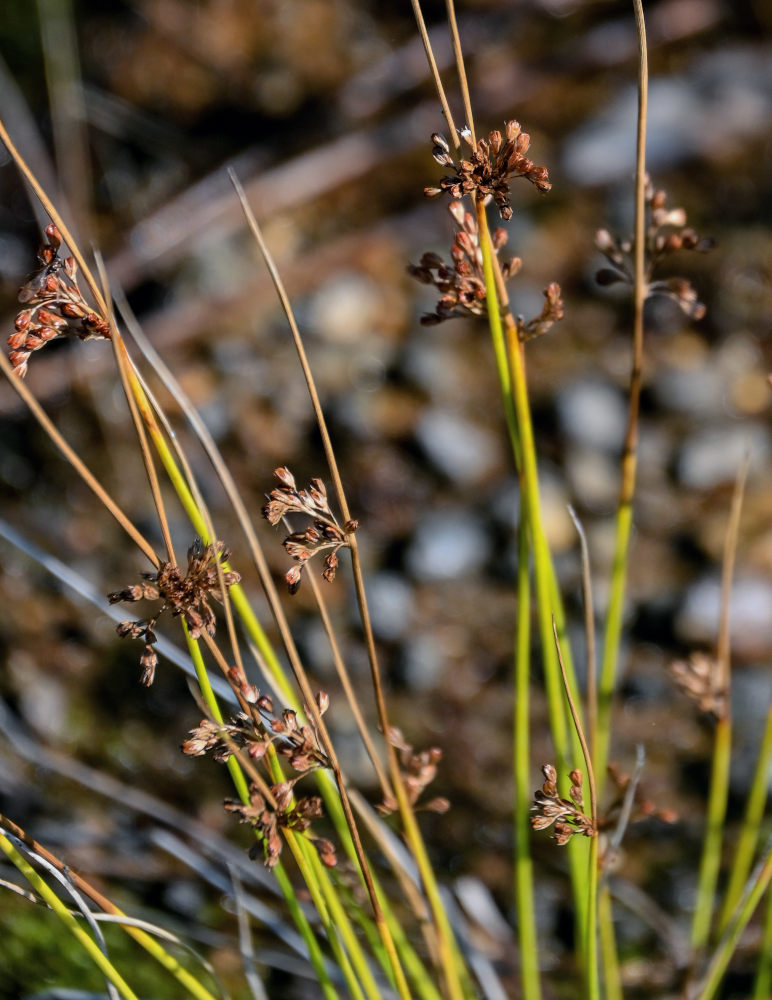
left=691, top=717, right=731, bottom=951
left=513, top=509, right=541, bottom=1000
left=598, top=885, right=623, bottom=1000
left=719, top=705, right=772, bottom=933
left=752, top=882, right=772, bottom=1000
left=596, top=0, right=648, bottom=791
left=694, top=841, right=772, bottom=1000
left=233, top=177, right=467, bottom=1000
left=691, top=461, right=747, bottom=951
left=478, top=202, right=589, bottom=949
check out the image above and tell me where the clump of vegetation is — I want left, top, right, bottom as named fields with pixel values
left=1, top=3, right=770, bottom=1000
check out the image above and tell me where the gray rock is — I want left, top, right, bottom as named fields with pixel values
left=557, top=378, right=627, bottom=452
left=677, top=423, right=770, bottom=489
left=400, top=633, right=446, bottom=691
left=415, top=408, right=500, bottom=484
left=563, top=46, right=772, bottom=184
left=308, top=272, right=382, bottom=346
left=407, top=508, right=490, bottom=581
left=366, top=572, right=414, bottom=641
left=676, top=574, right=772, bottom=656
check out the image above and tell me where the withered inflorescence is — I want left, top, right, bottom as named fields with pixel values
left=262, top=467, right=356, bottom=594
left=10, top=224, right=111, bottom=377
left=669, top=651, right=727, bottom=719
left=531, top=764, right=594, bottom=846
left=108, top=539, right=240, bottom=685
left=595, top=178, right=715, bottom=318
left=410, top=122, right=563, bottom=339
left=182, top=687, right=336, bottom=868
left=376, top=727, right=449, bottom=817
left=425, top=121, right=551, bottom=221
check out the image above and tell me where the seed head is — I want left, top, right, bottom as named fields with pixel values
left=108, top=539, right=240, bottom=683
left=594, top=178, right=713, bottom=320
left=9, top=225, right=111, bottom=377
left=531, top=763, right=594, bottom=845
left=425, top=120, right=552, bottom=220
left=262, top=467, right=351, bottom=594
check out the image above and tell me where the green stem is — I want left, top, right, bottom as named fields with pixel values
left=513, top=509, right=542, bottom=1000
left=598, top=885, right=623, bottom=1000
left=0, top=833, right=140, bottom=1000
left=691, top=716, right=732, bottom=952
left=478, top=203, right=588, bottom=948
left=596, top=0, right=648, bottom=794
left=694, top=842, right=772, bottom=1000
left=719, top=705, right=772, bottom=934
left=752, top=879, right=772, bottom=1000
left=586, top=834, right=600, bottom=1000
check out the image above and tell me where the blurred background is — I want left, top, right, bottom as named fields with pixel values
left=0, top=0, right=771, bottom=996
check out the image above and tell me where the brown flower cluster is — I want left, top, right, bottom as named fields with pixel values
left=225, top=783, right=336, bottom=869
left=182, top=689, right=330, bottom=773
left=595, top=179, right=714, bottom=319
left=262, top=467, right=357, bottom=594
left=10, top=224, right=111, bottom=378
left=670, top=651, right=727, bottom=719
left=408, top=201, right=564, bottom=337
left=603, top=763, right=679, bottom=829
left=183, top=690, right=335, bottom=868
left=518, top=281, right=565, bottom=341
left=531, top=764, right=594, bottom=845
left=408, top=200, right=521, bottom=324
left=377, top=727, right=449, bottom=817
left=108, top=539, right=240, bottom=684
left=425, top=121, right=551, bottom=221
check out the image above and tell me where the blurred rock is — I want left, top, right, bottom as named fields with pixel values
left=407, top=508, right=490, bottom=581
left=676, top=574, right=772, bottom=656
left=563, top=46, right=772, bottom=184
left=366, top=571, right=414, bottom=641
left=565, top=445, right=618, bottom=510
left=309, top=273, right=382, bottom=346
left=398, top=633, right=446, bottom=691
left=557, top=378, right=627, bottom=452
left=415, top=408, right=500, bottom=484
left=677, top=422, right=770, bottom=489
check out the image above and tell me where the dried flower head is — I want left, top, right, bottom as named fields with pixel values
left=181, top=716, right=251, bottom=763
left=425, top=121, right=551, bottom=220
left=377, top=727, right=449, bottom=816
left=262, top=467, right=355, bottom=594
left=225, top=782, right=336, bottom=868
left=604, top=763, right=679, bottom=828
left=408, top=200, right=522, bottom=324
left=531, top=764, right=594, bottom=845
left=670, top=651, right=727, bottom=719
left=10, top=224, right=111, bottom=377
left=183, top=689, right=331, bottom=773
left=108, top=539, right=240, bottom=684
left=518, top=281, right=565, bottom=341
left=595, top=179, right=714, bottom=319
left=408, top=201, right=564, bottom=338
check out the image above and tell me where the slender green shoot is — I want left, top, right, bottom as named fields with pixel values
left=598, top=885, right=623, bottom=1000
left=596, top=0, right=649, bottom=792
left=693, top=839, right=772, bottom=1000
left=553, top=618, right=599, bottom=1000
left=0, top=832, right=140, bottom=1000
left=719, top=704, right=772, bottom=934
left=691, top=459, right=748, bottom=952
left=0, top=815, right=222, bottom=1000
left=478, top=202, right=588, bottom=946
left=513, top=508, right=541, bottom=1000
left=752, top=880, right=772, bottom=1000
